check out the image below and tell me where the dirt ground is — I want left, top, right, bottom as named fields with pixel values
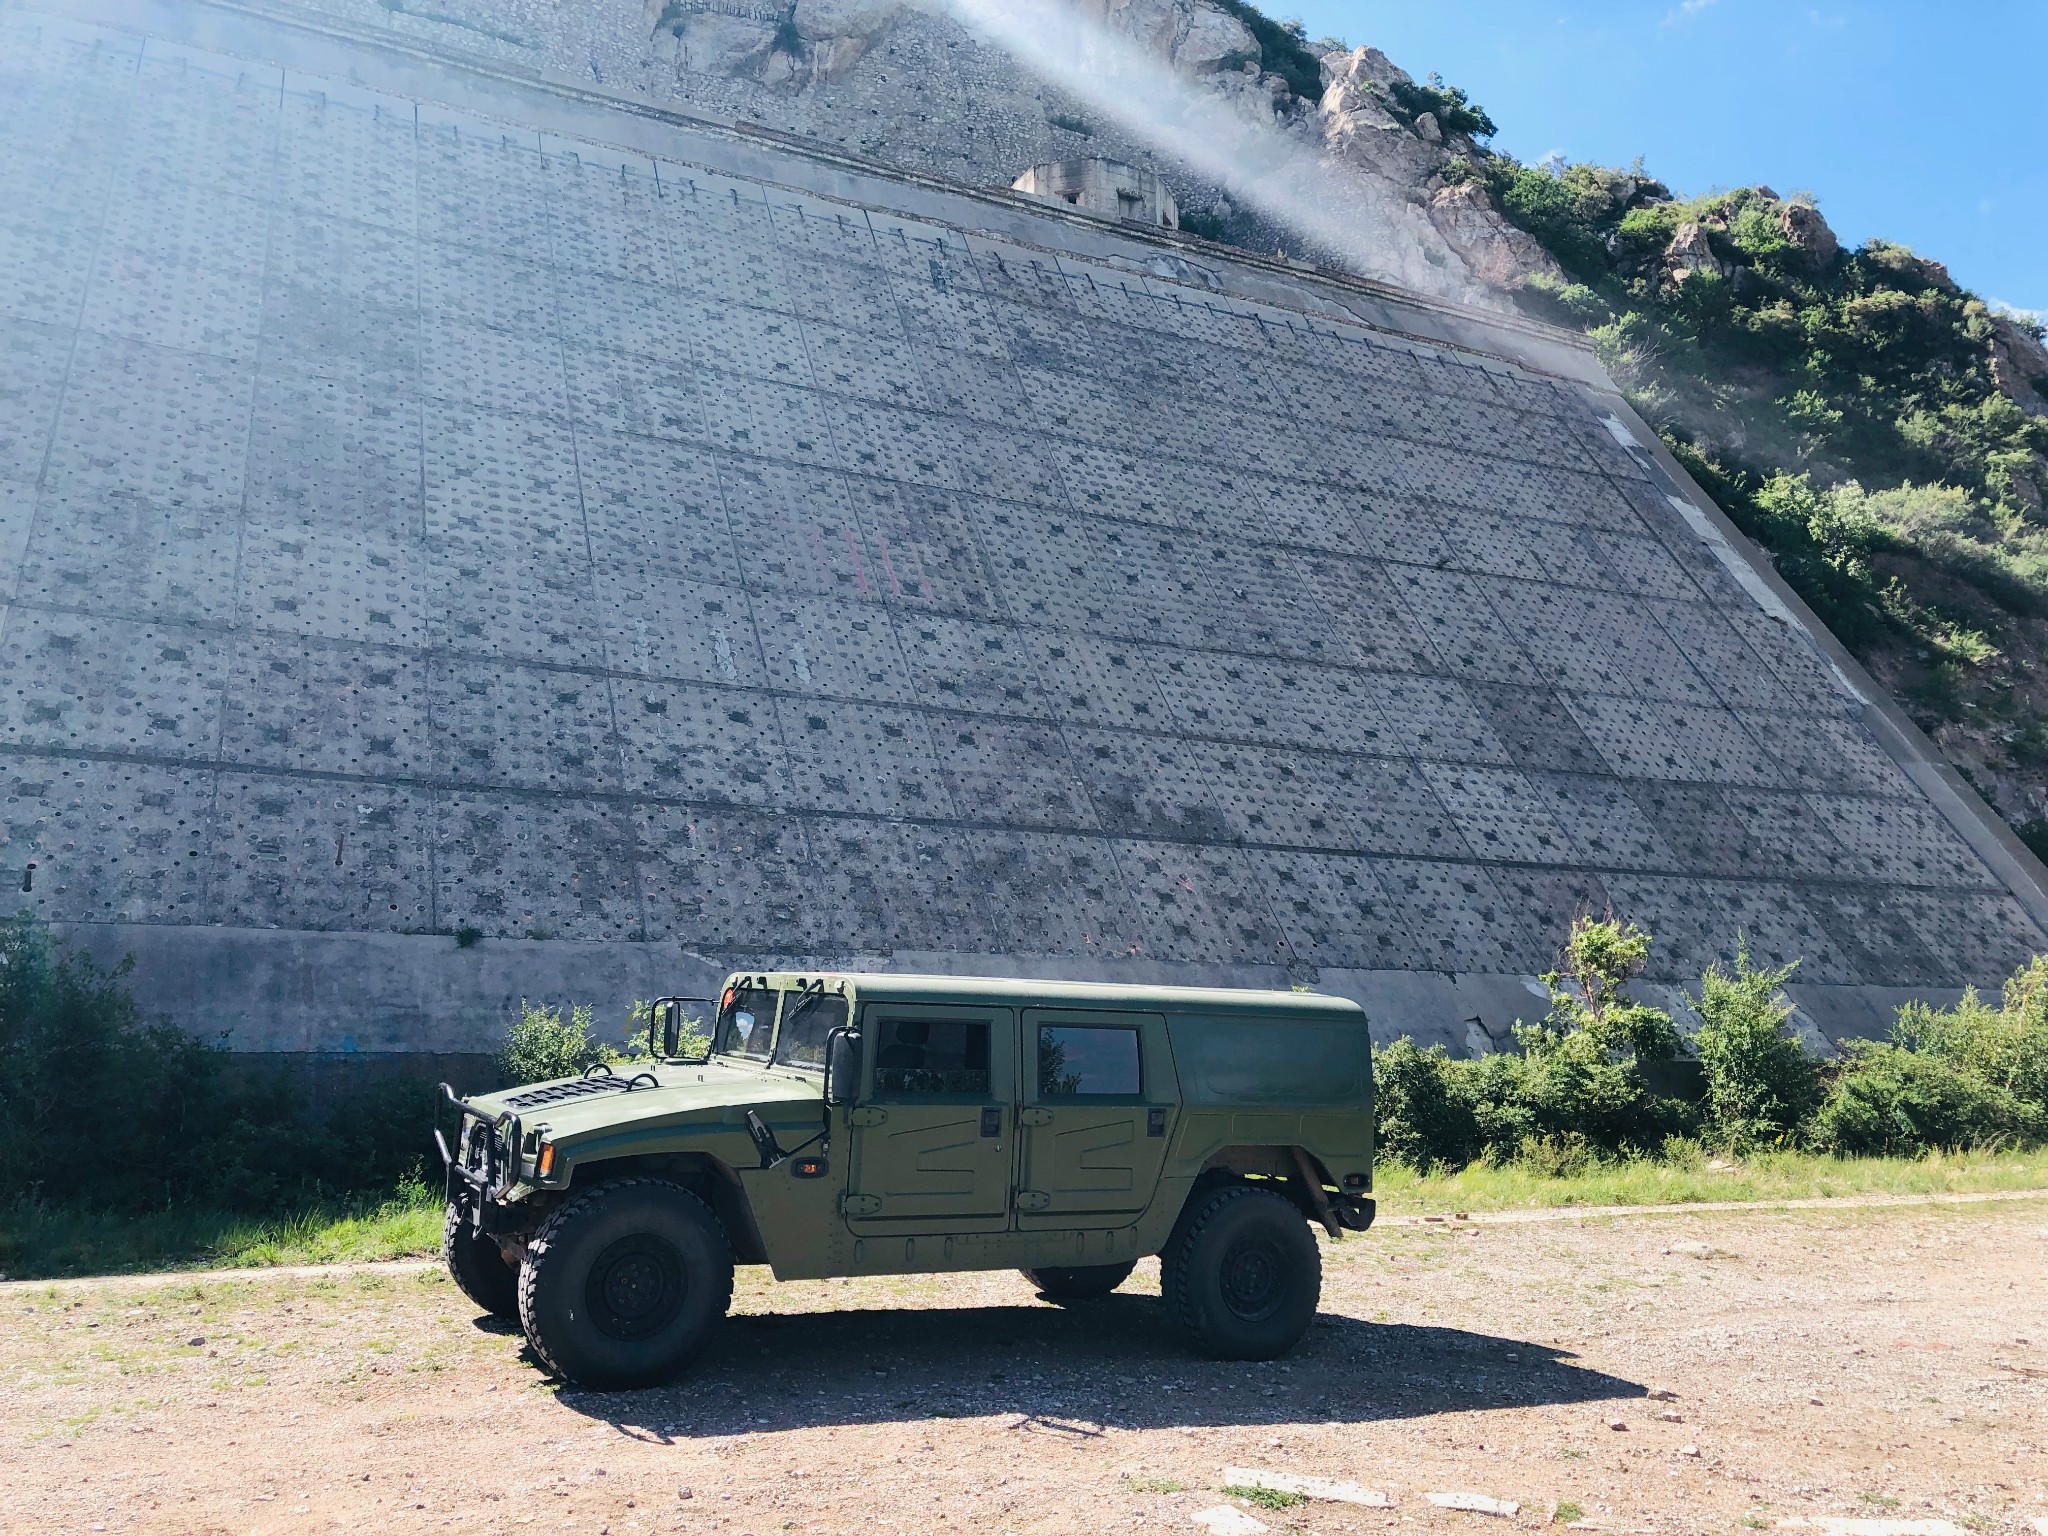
left=2, top=1198, right=2044, bottom=1536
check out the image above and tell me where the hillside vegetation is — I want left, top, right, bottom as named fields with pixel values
left=1433, top=144, right=2048, bottom=847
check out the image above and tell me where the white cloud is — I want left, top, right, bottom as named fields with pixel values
left=1662, top=0, right=1718, bottom=23
left=1990, top=299, right=2045, bottom=328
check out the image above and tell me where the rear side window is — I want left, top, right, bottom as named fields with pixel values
left=872, top=1017, right=990, bottom=1096
left=1038, top=1025, right=1141, bottom=1096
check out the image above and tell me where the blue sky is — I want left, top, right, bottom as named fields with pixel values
left=1281, top=1, right=2046, bottom=316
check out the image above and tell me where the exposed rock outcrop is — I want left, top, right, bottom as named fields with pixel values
left=1426, top=182, right=1564, bottom=290
left=1664, top=221, right=1731, bottom=285
left=1779, top=200, right=1839, bottom=270
left=1990, top=314, right=2048, bottom=418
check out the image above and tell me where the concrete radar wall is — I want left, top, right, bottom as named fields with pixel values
left=1, top=0, right=2044, bottom=1057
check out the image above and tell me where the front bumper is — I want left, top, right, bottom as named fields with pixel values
left=1336, top=1194, right=1376, bottom=1232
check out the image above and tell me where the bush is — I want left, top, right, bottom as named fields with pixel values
left=1693, top=945, right=1822, bottom=1149
left=1211, top=0, right=1325, bottom=102
left=1811, top=1042, right=2042, bottom=1155
left=498, top=999, right=624, bottom=1084
left=1372, top=1038, right=1482, bottom=1172
left=1375, top=917, right=1690, bottom=1172
left=1387, top=75, right=1496, bottom=139
left=1809, top=962, right=2048, bottom=1154
left=0, top=914, right=439, bottom=1212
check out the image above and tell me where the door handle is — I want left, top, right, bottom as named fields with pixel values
left=980, top=1107, right=1002, bottom=1138
left=1019, top=1107, right=1054, bottom=1127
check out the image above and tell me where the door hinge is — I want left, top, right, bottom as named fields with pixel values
left=841, top=1193, right=882, bottom=1218
left=849, top=1107, right=888, bottom=1127
left=1018, top=1107, right=1054, bottom=1127
left=1015, top=1189, right=1051, bottom=1212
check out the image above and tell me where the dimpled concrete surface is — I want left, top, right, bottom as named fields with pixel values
left=0, top=2, right=2040, bottom=1054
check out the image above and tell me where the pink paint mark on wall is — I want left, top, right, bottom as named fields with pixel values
left=840, top=527, right=870, bottom=596
left=874, top=535, right=904, bottom=599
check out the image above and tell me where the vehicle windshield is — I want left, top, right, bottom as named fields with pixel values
left=713, top=983, right=779, bottom=1062
left=773, top=990, right=848, bottom=1070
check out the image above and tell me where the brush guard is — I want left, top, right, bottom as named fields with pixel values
left=437, top=1084, right=525, bottom=1230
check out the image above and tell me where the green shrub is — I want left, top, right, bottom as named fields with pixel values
left=1374, top=917, right=1690, bottom=1171
left=1811, top=964, right=2048, bottom=1153
left=1372, top=1037, right=1483, bottom=1172
left=1895, top=961, right=2048, bottom=1108
left=1811, top=1042, right=2042, bottom=1155
left=1210, top=0, right=1325, bottom=102
left=0, top=914, right=439, bottom=1212
left=1387, top=75, right=1496, bottom=139
left=1693, top=946, right=1822, bottom=1149
left=498, top=999, right=632, bottom=1085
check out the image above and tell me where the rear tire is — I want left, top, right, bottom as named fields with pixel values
left=443, top=1200, right=518, bottom=1320
left=1160, top=1183, right=1320, bottom=1360
left=1021, top=1260, right=1137, bottom=1301
left=517, top=1178, right=733, bottom=1390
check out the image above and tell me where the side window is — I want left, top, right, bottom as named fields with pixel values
left=871, top=1017, right=991, bottom=1096
left=1038, top=1025, right=1141, bottom=1097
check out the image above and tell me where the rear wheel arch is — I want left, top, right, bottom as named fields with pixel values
left=1189, top=1144, right=1336, bottom=1229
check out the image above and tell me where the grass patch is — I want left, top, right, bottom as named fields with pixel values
left=1223, top=1484, right=1306, bottom=1510
left=1, top=1181, right=443, bottom=1281
left=1372, top=1147, right=2048, bottom=1216
left=1553, top=1501, right=1585, bottom=1526
left=1123, top=1476, right=1187, bottom=1494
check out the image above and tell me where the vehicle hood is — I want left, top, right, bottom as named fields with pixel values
left=460, top=1061, right=822, bottom=1143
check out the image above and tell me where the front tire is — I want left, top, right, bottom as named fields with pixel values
left=1021, top=1260, right=1137, bottom=1301
left=517, top=1178, right=734, bottom=1389
left=1160, top=1183, right=1320, bottom=1360
left=443, top=1200, right=518, bottom=1320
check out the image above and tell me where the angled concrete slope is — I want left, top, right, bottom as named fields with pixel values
left=2, top=0, right=2043, bottom=1056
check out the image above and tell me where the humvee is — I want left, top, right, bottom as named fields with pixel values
left=440, top=972, right=1375, bottom=1389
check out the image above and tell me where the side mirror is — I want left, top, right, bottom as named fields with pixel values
left=647, top=997, right=710, bottom=1063
left=824, top=1025, right=862, bottom=1107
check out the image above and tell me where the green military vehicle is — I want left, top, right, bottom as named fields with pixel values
left=440, top=972, right=1375, bottom=1389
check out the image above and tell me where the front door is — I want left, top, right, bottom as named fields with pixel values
left=844, top=1003, right=1016, bottom=1233
left=1016, top=1009, right=1176, bottom=1229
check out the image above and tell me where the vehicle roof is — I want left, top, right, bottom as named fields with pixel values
left=745, top=970, right=1367, bottom=1022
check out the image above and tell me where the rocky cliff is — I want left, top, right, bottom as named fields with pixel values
left=315, top=0, right=1548, bottom=300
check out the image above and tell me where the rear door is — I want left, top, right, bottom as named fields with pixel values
left=1016, top=1009, right=1177, bottom=1228
left=844, top=1003, right=1016, bottom=1233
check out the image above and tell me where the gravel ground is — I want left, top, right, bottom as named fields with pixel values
left=2, top=1198, right=2044, bottom=1536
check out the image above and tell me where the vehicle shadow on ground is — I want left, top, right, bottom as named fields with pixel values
left=547, top=1297, right=1645, bottom=1436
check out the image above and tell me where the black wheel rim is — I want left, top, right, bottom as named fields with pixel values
left=585, top=1234, right=686, bottom=1342
left=1219, top=1233, right=1286, bottom=1322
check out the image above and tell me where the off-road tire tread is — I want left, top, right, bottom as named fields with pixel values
left=442, top=1200, right=518, bottom=1319
left=1161, top=1182, right=1320, bottom=1359
left=516, top=1176, right=733, bottom=1385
